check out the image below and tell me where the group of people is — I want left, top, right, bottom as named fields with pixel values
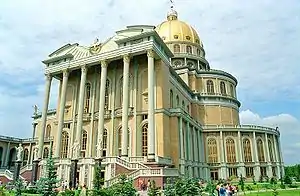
left=216, top=183, right=238, bottom=196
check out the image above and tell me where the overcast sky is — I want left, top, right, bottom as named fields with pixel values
left=0, top=0, right=299, bottom=164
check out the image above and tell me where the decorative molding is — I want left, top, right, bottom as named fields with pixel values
left=147, top=49, right=155, bottom=58
left=123, top=54, right=131, bottom=64
left=62, top=69, right=69, bottom=77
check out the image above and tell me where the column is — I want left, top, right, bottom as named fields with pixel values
left=147, top=50, right=155, bottom=161
left=220, top=131, right=226, bottom=179
left=4, top=142, right=10, bottom=167
left=253, top=132, right=260, bottom=180
left=193, top=127, right=199, bottom=177
left=121, top=55, right=130, bottom=157
left=75, top=65, right=88, bottom=158
left=179, top=117, right=185, bottom=175
left=237, top=131, right=245, bottom=177
left=55, top=69, right=69, bottom=158
left=187, top=122, right=193, bottom=176
left=96, top=61, right=108, bottom=158
left=265, top=133, right=272, bottom=177
left=38, top=74, right=52, bottom=159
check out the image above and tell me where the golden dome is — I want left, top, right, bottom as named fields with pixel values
left=155, top=8, right=203, bottom=46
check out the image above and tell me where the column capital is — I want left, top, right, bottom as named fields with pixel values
left=123, top=54, right=131, bottom=64
left=45, top=73, right=52, bottom=81
left=100, top=60, right=108, bottom=68
left=62, top=69, right=69, bottom=77
left=81, top=65, right=88, bottom=73
left=147, top=50, right=155, bottom=58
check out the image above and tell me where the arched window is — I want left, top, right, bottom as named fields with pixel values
left=257, top=139, right=265, bottom=162
left=197, top=49, right=201, bottom=56
left=23, top=148, right=29, bottom=165
left=176, top=95, right=179, bottom=107
left=187, top=104, right=189, bottom=113
left=118, top=128, right=122, bottom=156
left=207, top=138, right=218, bottom=163
left=220, top=81, right=226, bottom=95
left=170, top=90, right=173, bottom=108
left=186, top=45, right=192, bottom=54
left=84, top=83, right=91, bottom=113
left=174, top=44, right=180, bottom=53
left=61, top=131, right=69, bottom=158
left=182, top=101, right=185, bottom=109
left=268, top=140, right=274, bottom=162
left=81, top=131, right=87, bottom=157
left=45, top=124, right=51, bottom=138
left=142, top=123, right=148, bottom=156
left=103, top=129, right=108, bottom=157
left=243, top=139, right=252, bottom=162
left=105, top=79, right=110, bottom=110
left=43, top=147, right=49, bottom=159
left=206, top=80, right=214, bottom=94
left=226, top=138, right=236, bottom=163
left=230, top=84, right=234, bottom=97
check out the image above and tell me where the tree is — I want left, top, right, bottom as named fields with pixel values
left=148, top=180, right=161, bottom=196
left=13, top=179, right=24, bottom=196
left=107, top=174, right=136, bottom=196
left=37, top=142, right=59, bottom=196
left=163, top=178, right=176, bottom=196
left=238, top=175, right=245, bottom=193
left=164, top=177, right=201, bottom=196
left=93, top=161, right=103, bottom=191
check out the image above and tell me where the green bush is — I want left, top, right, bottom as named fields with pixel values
left=246, top=185, right=254, bottom=191
left=288, top=184, right=298, bottom=188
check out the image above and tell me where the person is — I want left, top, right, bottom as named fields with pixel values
left=219, top=184, right=226, bottom=196
left=79, top=184, right=87, bottom=196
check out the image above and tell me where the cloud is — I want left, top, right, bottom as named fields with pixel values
left=240, top=109, right=300, bottom=165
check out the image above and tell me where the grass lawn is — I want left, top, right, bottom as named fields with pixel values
left=246, top=189, right=300, bottom=196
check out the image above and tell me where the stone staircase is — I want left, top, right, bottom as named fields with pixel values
left=0, top=169, right=25, bottom=181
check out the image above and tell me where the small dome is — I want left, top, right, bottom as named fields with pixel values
left=155, top=8, right=203, bottom=47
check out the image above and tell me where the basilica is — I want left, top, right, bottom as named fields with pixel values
left=0, top=7, right=284, bottom=189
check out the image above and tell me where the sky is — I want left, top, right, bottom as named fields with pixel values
left=0, top=0, right=299, bottom=164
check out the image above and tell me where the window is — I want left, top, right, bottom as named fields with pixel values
left=257, top=139, right=265, bottom=162
left=45, top=124, right=51, bottom=138
left=81, top=131, right=87, bottom=156
left=226, top=138, right=236, bottom=163
left=118, top=128, right=122, bottom=156
left=268, top=140, right=274, bottom=162
left=103, top=129, right=108, bottom=157
left=105, top=79, right=110, bottom=110
left=186, top=36, right=191, bottom=40
left=170, top=90, right=173, bottom=108
left=84, top=83, right=91, bottom=113
left=245, top=167, right=254, bottom=177
left=220, top=81, right=226, bottom=95
left=61, top=131, right=69, bottom=158
left=206, top=80, right=214, bottom=94
left=207, top=138, right=218, bottom=163
left=43, top=147, right=49, bottom=159
left=174, top=44, right=180, bottom=53
left=142, top=124, right=148, bottom=156
left=197, top=49, right=201, bottom=56
left=260, top=167, right=267, bottom=176
left=272, top=167, right=277, bottom=176
left=230, top=84, right=234, bottom=97
left=210, top=169, right=219, bottom=180
left=187, top=104, right=189, bottom=113
left=243, top=138, right=252, bottom=162
left=182, top=101, right=185, bottom=109
left=186, top=46, right=192, bottom=54
left=176, top=95, right=179, bottom=106
left=174, top=35, right=178, bottom=39
left=228, top=168, right=237, bottom=177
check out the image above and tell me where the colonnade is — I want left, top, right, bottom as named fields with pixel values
left=178, top=116, right=205, bottom=178
left=37, top=50, right=156, bottom=161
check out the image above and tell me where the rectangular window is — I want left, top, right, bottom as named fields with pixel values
left=228, top=168, right=237, bottom=177
left=245, top=167, right=254, bottom=177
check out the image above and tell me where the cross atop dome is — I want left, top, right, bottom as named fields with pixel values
left=167, top=0, right=178, bottom=21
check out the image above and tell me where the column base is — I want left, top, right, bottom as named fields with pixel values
left=31, top=159, right=40, bottom=185
left=147, top=154, right=155, bottom=162
left=70, top=159, right=78, bottom=189
left=13, top=160, right=22, bottom=182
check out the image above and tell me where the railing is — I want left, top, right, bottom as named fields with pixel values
left=105, top=157, right=149, bottom=169
left=203, top=124, right=280, bottom=135
left=105, top=168, right=179, bottom=187
left=20, top=165, right=32, bottom=174
left=128, top=156, right=147, bottom=163
left=114, top=107, right=134, bottom=117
